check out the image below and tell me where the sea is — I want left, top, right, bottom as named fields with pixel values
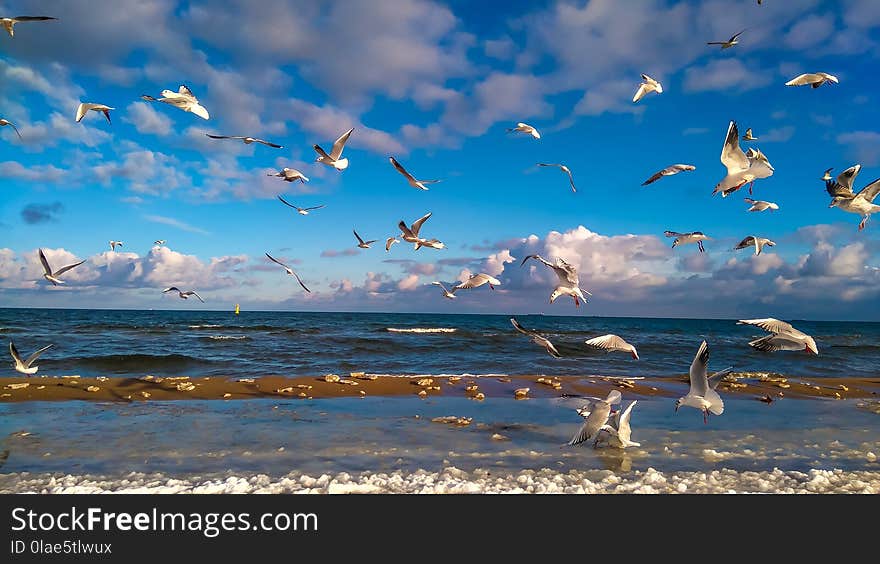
left=1, top=308, right=878, bottom=493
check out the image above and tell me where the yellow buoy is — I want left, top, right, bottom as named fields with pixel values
left=234, top=304, right=240, bottom=315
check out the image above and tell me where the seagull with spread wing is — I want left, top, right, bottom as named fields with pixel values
left=353, top=230, right=378, bottom=249
left=206, top=134, right=282, bottom=148
left=9, top=341, right=53, bottom=376
left=568, top=390, right=622, bottom=447
left=707, top=29, right=745, bottom=49
left=453, top=273, right=501, bottom=292
left=314, top=128, right=353, bottom=170
left=584, top=334, right=639, bottom=360
left=742, top=128, right=758, bottom=141
left=277, top=196, right=325, bottom=216
left=510, top=318, right=561, bottom=358
left=0, top=118, right=22, bottom=140
left=825, top=164, right=880, bottom=231
left=141, top=85, right=210, bottom=120
left=389, top=157, right=441, bottom=191
left=1, top=15, right=56, bottom=37
left=506, top=122, right=541, bottom=139
left=633, top=74, right=663, bottom=103
left=76, top=103, right=114, bottom=124
left=596, top=400, right=641, bottom=449
left=432, top=281, right=457, bottom=300
left=734, top=235, right=776, bottom=255
left=521, top=254, right=592, bottom=307
left=537, top=163, right=577, bottom=193
left=785, top=72, right=838, bottom=89
left=744, top=198, right=779, bottom=212
left=737, top=318, right=818, bottom=355
left=385, top=237, right=400, bottom=252
left=675, top=341, right=725, bottom=424
left=38, top=249, right=85, bottom=286
left=642, top=164, right=696, bottom=186
left=398, top=212, right=443, bottom=250
left=162, top=287, right=205, bottom=303
left=821, top=168, right=833, bottom=181
left=265, top=253, right=310, bottom=293
left=713, top=121, right=774, bottom=197
left=268, top=168, right=309, bottom=184
left=665, top=231, right=710, bottom=253
left=109, top=241, right=123, bottom=251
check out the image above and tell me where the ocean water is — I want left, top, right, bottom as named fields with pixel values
left=1, top=308, right=878, bottom=379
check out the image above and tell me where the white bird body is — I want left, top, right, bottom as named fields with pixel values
left=744, top=198, right=778, bottom=212
left=314, top=128, right=353, bottom=170
left=389, top=157, right=440, bottom=190
left=38, top=249, right=85, bottom=286
left=826, top=165, right=880, bottom=231
left=510, top=317, right=561, bottom=358
left=737, top=318, right=818, bottom=355
left=454, top=273, right=501, bottom=292
left=1, top=15, right=56, bottom=37
left=597, top=400, right=641, bottom=448
left=507, top=122, right=540, bottom=139
left=642, top=164, right=696, bottom=186
left=714, top=121, right=774, bottom=197
left=742, top=128, right=757, bottom=141
left=76, top=103, right=114, bottom=124
left=9, top=341, right=53, bottom=375
left=665, top=231, right=709, bottom=253
left=162, top=286, right=205, bottom=302
left=432, top=281, right=457, bottom=300
left=734, top=235, right=776, bottom=255
left=385, top=237, right=400, bottom=252
left=521, top=254, right=591, bottom=307
left=785, top=72, right=839, bottom=88
left=676, top=341, right=724, bottom=423
left=821, top=168, right=833, bottom=181
left=568, top=390, right=622, bottom=446
left=584, top=334, right=639, bottom=360
left=633, top=74, right=662, bottom=103
left=142, top=85, right=210, bottom=119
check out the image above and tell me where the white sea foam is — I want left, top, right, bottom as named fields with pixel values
left=188, top=324, right=223, bottom=329
left=208, top=335, right=248, bottom=340
left=386, top=327, right=457, bottom=334
left=2, top=467, right=878, bottom=494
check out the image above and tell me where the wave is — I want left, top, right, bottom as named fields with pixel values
left=204, top=335, right=249, bottom=341
left=386, top=327, right=458, bottom=334
left=188, top=324, right=224, bottom=329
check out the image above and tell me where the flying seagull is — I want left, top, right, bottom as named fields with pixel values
left=0, top=118, right=22, bottom=140
left=707, top=29, right=745, bottom=49
left=109, top=240, right=123, bottom=251
left=1, top=15, right=56, bottom=37
left=9, top=341, right=53, bottom=376
left=737, top=318, right=818, bottom=355
left=633, top=74, right=663, bottom=103
left=537, top=163, right=576, bottom=193
left=596, top=400, right=641, bottom=449
left=506, top=122, right=540, bottom=139
left=398, top=212, right=442, bottom=250
left=665, top=231, right=709, bottom=253
left=75, top=103, right=114, bottom=124
left=268, top=168, right=309, bottom=183
left=385, top=237, right=400, bottom=252
left=453, top=273, right=501, bottom=292
left=141, top=85, right=210, bottom=120
left=521, top=254, right=592, bottom=307
left=162, top=287, right=205, bottom=303
left=642, top=164, right=696, bottom=186
left=510, top=317, right=561, bottom=358
left=713, top=121, right=774, bottom=197
left=206, top=134, right=282, bottom=148
left=785, top=72, right=838, bottom=88
left=432, top=281, right=457, bottom=300
left=734, top=235, right=776, bottom=255
left=314, top=127, right=354, bottom=171
left=277, top=196, right=325, bottom=215
left=675, top=341, right=725, bottom=424
left=821, top=168, right=833, bottom=181
left=744, top=198, right=779, bottom=212
left=825, top=164, right=880, bottom=231
left=38, top=249, right=85, bottom=286
left=353, top=230, right=378, bottom=249
left=389, top=157, right=441, bottom=191
left=568, top=390, right=622, bottom=447
left=742, top=128, right=758, bottom=141
left=154, top=240, right=166, bottom=246
left=584, top=334, right=639, bottom=360
left=265, top=253, right=310, bottom=293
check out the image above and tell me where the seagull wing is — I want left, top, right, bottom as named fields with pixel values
left=454, top=273, right=490, bottom=290
left=836, top=165, right=861, bottom=192
left=856, top=177, right=880, bottom=203
left=291, top=271, right=311, bottom=293
left=410, top=212, right=432, bottom=237
left=162, top=286, right=181, bottom=294
left=520, top=254, right=554, bottom=268
left=187, top=291, right=205, bottom=303
left=329, top=128, right=354, bottom=160
left=510, top=317, right=536, bottom=337
left=389, top=157, right=418, bottom=184
left=734, top=236, right=756, bottom=250
left=353, top=230, right=366, bottom=245
left=276, top=195, right=299, bottom=209
left=688, top=341, right=710, bottom=397
left=826, top=180, right=853, bottom=198
left=313, top=144, right=332, bottom=161
left=5, top=121, right=22, bottom=140
left=568, top=402, right=611, bottom=446
left=302, top=205, right=326, bottom=211
left=585, top=334, right=627, bottom=352
left=265, top=253, right=290, bottom=270
left=12, top=16, right=58, bottom=22
left=737, top=318, right=798, bottom=336
left=616, top=400, right=638, bottom=443
left=708, top=367, right=734, bottom=390
left=24, top=344, right=53, bottom=367
left=721, top=121, right=750, bottom=173
left=53, top=259, right=85, bottom=277
left=385, top=237, right=399, bottom=251
left=178, top=85, right=196, bottom=97
left=205, top=134, right=235, bottom=140
left=9, top=341, right=22, bottom=364
left=38, top=249, right=53, bottom=276
left=632, top=82, right=650, bottom=103
left=663, top=231, right=685, bottom=238
left=253, top=139, right=282, bottom=148
left=189, top=103, right=210, bottom=120
left=785, top=73, right=820, bottom=86
left=642, top=169, right=666, bottom=185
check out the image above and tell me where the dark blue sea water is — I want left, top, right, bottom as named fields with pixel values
left=1, top=308, right=877, bottom=379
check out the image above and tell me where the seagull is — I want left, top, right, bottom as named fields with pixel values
left=633, top=74, right=663, bottom=103
left=537, top=163, right=576, bottom=193
left=314, top=127, right=353, bottom=171
left=154, top=240, right=166, bottom=246
left=389, top=157, right=441, bottom=191
left=510, top=318, right=561, bottom=358
left=206, top=134, right=282, bottom=148
left=568, top=390, right=622, bottom=447
left=353, top=230, right=377, bottom=249
left=9, top=341, right=52, bottom=376
left=785, top=72, right=839, bottom=89
left=506, top=122, right=540, bottom=139
left=737, top=318, right=818, bottom=355
left=385, top=237, right=400, bottom=252
left=821, top=168, right=833, bottom=181
left=38, top=249, right=85, bottom=286
left=665, top=231, right=710, bottom=253
left=742, top=128, right=758, bottom=141
left=744, top=198, right=779, bottom=212
left=596, top=400, right=641, bottom=449
left=162, top=287, right=205, bottom=303
left=432, top=281, right=457, bottom=300
left=0, top=118, right=22, bottom=140
left=707, top=29, right=745, bottom=49
left=414, top=238, right=446, bottom=250
left=398, top=212, right=434, bottom=246
left=521, top=254, right=592, bottom=307
left=277, top=196, right=325, bottom=216
left=584, top=334, right=639, bottom=360
left=734, top=235, right=776, bottom=255
left=268, top=168, right=309, bottom=183
left=642, top=164, right=696, bottom=186
left=453, top=273, right=501, bottom=292
left=825, top=164, right=880, bottom=231
left=75, top=103, right=114, bottom=124
left=265, top=253, right=310, bottom=293
left=108, top=241, right=123, bottom=251
left=713, top=121, right=774, bottom=197
left=1, top=15, right=56, bottom=37
left=141, top=85, right=210, bottom=119
left=675, top=341, right=725, bottom=424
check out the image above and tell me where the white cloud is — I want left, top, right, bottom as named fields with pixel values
left=123, top=102, right=173, bottom=136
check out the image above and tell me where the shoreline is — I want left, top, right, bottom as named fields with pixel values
left=2, top=373, right=878, bottom=403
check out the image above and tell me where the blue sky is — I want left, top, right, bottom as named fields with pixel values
left=1, top=0, right=879, bottom=320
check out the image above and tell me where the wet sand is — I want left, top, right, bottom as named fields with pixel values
left=1, top=372, right=878, bottom=403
